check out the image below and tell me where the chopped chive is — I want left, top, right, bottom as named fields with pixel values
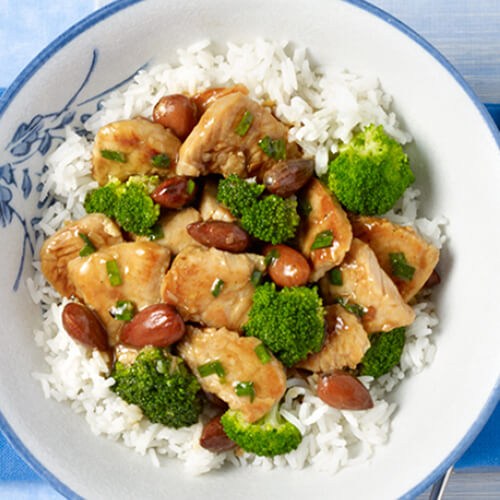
left=106, top=259, right=122, bottom=286
left=235, top=381, right=255, bottom=402
left=100, top=149, right=126, bottom=163
left=187, top=178, right=196, bottom=195
left=298, top=197, right=312, bottom=217
left=109, top=300, right=135, bottom=321
left=310, top=230, right=334, bottom=250
left=264, top=248, right=280, bottom=267
left=254, top=344, right=272, bottom=364
left=335, top=297, right=366, bottom=318
left=273, top=138, right=286, bottom=161
left=250, top=269, right=263, bottom=287
left=78, top=232, right=96, bottom=257
left=258, top=136, right=287, bottom=161
left=198, top=360, right=226, bottom=380
left=389, top=252, right=416, bottom=281
left=258, top=136, right=272, bottom=156
left=328, top=267, right=343, bottom=286
left=235, top=110, right=254, bottom=136
left=147, top=222, right=164, bottom=241
left=211, top=278, right=225, bottom=297
left=151, top=153, right=170, bottom=168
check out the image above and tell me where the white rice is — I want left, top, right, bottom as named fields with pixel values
left=29, top=40, right=446, bottom=476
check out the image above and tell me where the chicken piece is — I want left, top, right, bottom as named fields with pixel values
left=350, top=215, right=440, bottom=302
left=67, top=242, right=171, bottom=345
left=199, top=178, right=235, bottom=222
left=176, top=92, right=298, bottom=179
left=297, top=179, right=353, bottom=281
left=296, top=304, right=370, bottom=373
left=141, top=207, right=202, bottom=255
left=178, top=326, right=286, bottom=422
left=320, top=239, right=415, bottom=333
left=40, top=214, right=123, bottom=298
left=92, top=118, right=181, bottom=185
left=162, top=246, right=265, bottom=331
left=115, top=344, right=140, bottom=366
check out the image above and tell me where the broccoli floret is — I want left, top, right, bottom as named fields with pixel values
left=327, top=124, right=415, bottom=215
left=358, top=327, right=406, bottom=378
left=241, top=195, right=300, bottom=245
left=216, top=176, right=299, bottom=244
left=243, top=282, right=325, bottom=367
left=114, top=180, right=160, bottom=235
left=84, top=176, right=160, bottom=236
left=216, top=175, right=265, bottom=218
left=83, top=180, right=119, bottom=215
left=220, top=404, right=302, bottom=457
left=110, top=347, right=203, bottom=428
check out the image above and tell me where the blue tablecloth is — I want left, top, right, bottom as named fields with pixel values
left=1, top=1, right=499, bottom=497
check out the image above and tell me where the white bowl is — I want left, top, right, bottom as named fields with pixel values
left=0, top=1, right=499, bottom=498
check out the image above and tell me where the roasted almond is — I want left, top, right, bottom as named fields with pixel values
left=62, top=302, right=109, bottom=351
left=263, top=158, right=314, bottom=198
left=317, top=370, right=374, bottom=411
left=264, top=244, right=310, bottom=287
left=200, top=414, right=237, bottom=452
left=151, top=176, right=197, bottom=209
left=120, top=304, right=185, bottom=347
left=153, top=94, right=198, bottom=140
left=187, top=221, right=250, bottom=252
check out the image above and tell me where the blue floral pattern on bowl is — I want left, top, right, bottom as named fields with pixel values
left=0, top=49, right=146, bottom=291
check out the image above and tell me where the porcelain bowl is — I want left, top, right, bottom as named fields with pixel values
left=0, top=1, right=499, bottom=499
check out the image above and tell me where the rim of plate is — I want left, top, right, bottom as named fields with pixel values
left=0, top=1, right=499, bottom=499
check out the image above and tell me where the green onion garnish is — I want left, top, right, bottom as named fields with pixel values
left=254, top=344, right=272, bottom=364
left=235, top=381, right=255, bottom=402
left=250, top=269, right=263, bottom=287
left=389, top=252, right=416, bottom=281
left=198, top=360, right=226, bottom=380
left=151, top=153, right=170, bottom=168
left=106, top=259, right=122, bottom=286
left=78, top=232, right=96, bottom=257
left=335, top=297, right=366, bottom=318
left=100, top=149, right=126, bottom=163
left=211, top=278, right=225, bottom=297
left=310, top=230, right=334, bottom=250
left=258, top=136, right=287, bottom=161
left=187, top=179, right=196, bottom=195
left=235, top=110, right=254, bottom=136
left=264, top=248, right=280, bottom=267
left=328, top=267, right=343, bottom=286
left=109, top=300, right=135, bottom=321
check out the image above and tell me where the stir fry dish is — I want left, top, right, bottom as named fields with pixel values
left=40, top=87, right=439, bottom=458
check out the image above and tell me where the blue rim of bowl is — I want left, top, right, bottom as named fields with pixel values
left=0, top=0, right=499, bottom=499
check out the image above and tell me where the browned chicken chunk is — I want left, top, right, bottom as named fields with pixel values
left=92, top=118, right=181, bottom=185
left=176, top=92, right=297, bottom=179
left=350, top=215, right=440, bottom=302
left=162, top=246, right=265, bottom=331
left=296, top=304, right=370, bottom=373
left=178, top=326, right=286, bottom=422
left=67, top=242, right=171, bottom=344
left=199, top=178, right=235, bottom=222
left=297, top=179, right=353, bottom=281
left=114, top=344, right=140, bottom=366
left=140, top=207, right=202, bottom=255
left=320, top=239, right=415, bottom=333
left=40, top=214, right=123, bottom=298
